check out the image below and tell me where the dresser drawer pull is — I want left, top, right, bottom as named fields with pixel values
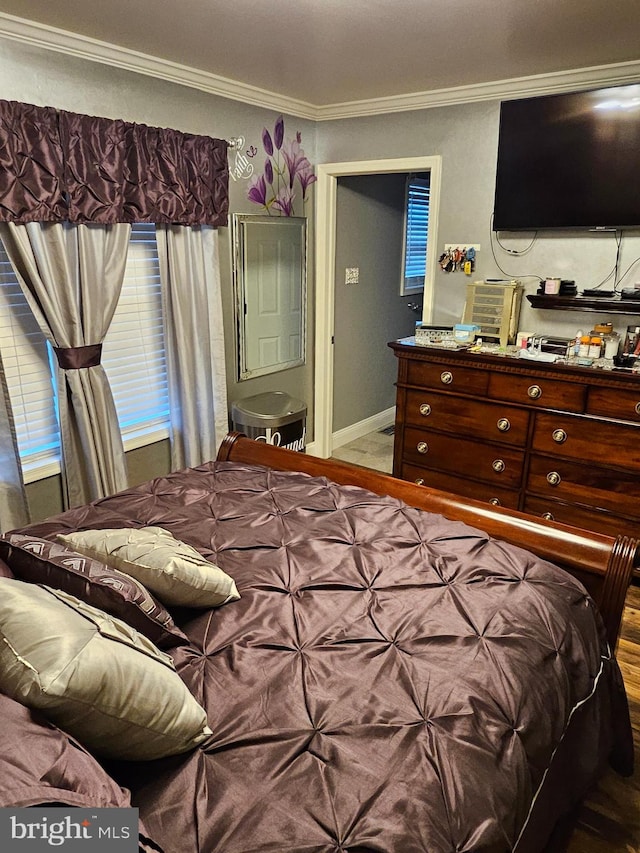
left=527, top=384, right=542, bottom=399
left=552, top=428, right=567, bottom=444
left=489, top=497, right=501, bottom=506
left=635, top=402, right=640, bottom=416
left=492, top=459, right=506, bottom=473
left=416, top=441, right=429, bottom=454
left=541, top=512, right=555, bottom=521
left=419, top=403, right=432, bottom=417
left=415, top=478, right=425, bottom=486
left=547, top=471, right=561, bottom=486
left=440, top=371, right=453, bottom=385
left=496, top=417, right=511, bottom=432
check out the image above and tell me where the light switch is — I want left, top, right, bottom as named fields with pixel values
left=345, top=267, right=359, bottom=285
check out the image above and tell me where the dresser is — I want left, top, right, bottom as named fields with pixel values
left=389, top=338, right=640, bottom=540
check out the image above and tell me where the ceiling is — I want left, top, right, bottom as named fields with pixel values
left=1, top=0, right=640, bottom=117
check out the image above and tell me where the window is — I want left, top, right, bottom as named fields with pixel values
left=103, top=224, right=170, bottom=447
left=400, top=173, right=431, bottom=295
left=0, top=249, right=58, bottom=475
left=0, top=223, right=170, bottom=482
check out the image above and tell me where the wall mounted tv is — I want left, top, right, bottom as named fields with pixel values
left=493, top=83, right=640, bottom=231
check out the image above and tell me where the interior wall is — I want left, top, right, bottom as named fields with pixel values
left=333, top=174, right=418, bottom=432
left=25, top=438, right=173, bottom=522
left=315, top=102, right=640, bottom=342
left=6, top=36, right=640, bottom=521
left=0, top=36, right=317, bottom=521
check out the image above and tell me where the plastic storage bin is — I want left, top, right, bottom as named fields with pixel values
left=231, top=392, right=306, bottom=452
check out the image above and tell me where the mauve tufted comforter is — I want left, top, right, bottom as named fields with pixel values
left=23, top=461, right=632, bottom=853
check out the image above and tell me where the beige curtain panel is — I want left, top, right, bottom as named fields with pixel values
left=157, top=225, right=228, bottom=470
left=0, top=221, right=131, bottom=508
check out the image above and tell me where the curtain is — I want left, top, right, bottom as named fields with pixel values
left=0, top=349, right=29, bottom=532
left=0, top=99, right=230, bottom=499
left=156, top=225, right=228, bottom=470
left=0, top=221, right=130, bottom=508
left=0, top=100, right=229, bottom=226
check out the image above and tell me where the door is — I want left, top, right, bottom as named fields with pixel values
left=234, top=215, right=307, bottom=380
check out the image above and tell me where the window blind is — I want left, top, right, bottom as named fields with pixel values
left=102, top=223, right=170, bottom=445
left=0, top=243, right=58, bottom=473
left=404, top=175, right=431, bottom=280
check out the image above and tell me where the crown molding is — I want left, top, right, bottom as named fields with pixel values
left=0, top=12, right=317, bottom=120
left=1, top=11, right=640, bottom=123
left=315, top=60, right=640, bottom=120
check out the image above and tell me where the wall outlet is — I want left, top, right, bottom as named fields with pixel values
left=444, top=243, right=481, bottom=253
left=345, top=267, right=359, bottom=284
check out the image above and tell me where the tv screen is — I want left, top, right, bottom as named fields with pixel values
left=493, top=84, right=640, bottom=231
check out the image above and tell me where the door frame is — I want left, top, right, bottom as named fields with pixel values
left=312, top=155, right=442, bottom=458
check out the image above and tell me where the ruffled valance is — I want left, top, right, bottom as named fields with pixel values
left=0, top=100, right=228, bottom=226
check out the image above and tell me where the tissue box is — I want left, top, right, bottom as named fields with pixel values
left=453, top=324, right=480, bottom=343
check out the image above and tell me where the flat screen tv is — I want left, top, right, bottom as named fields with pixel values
left=493, top=83, right=640, bottom=231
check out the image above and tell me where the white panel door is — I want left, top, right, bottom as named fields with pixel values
left=236, top=216, right=306, bottom=379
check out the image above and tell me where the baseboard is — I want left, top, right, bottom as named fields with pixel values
left=331, top=407, right=396, bottom=451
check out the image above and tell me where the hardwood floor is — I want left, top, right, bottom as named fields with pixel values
left=566, top=583, right=640, bottom=852
left=337, top=429, right=640, bottom=852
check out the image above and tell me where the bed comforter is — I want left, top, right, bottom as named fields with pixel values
left=6, top=460, right=633, bottom=853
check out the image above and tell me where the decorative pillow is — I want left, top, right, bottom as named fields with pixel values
left=0, top=579, right=212, bottom=761
left=0, top=690, right=134, bottom=808
left=0, top=533, right=187, bottom=649
left=57, top=526, right=240, bottom=608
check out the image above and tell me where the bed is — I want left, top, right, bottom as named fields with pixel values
left=0, top=432, right=635, bottom=853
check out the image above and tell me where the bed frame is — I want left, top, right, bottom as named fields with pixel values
left=218, top=432, right=639, bottom=651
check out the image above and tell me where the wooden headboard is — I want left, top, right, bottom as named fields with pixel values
left=217, top=432, right=639, bottom=651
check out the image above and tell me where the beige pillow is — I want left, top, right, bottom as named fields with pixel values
left=0, top=579, right=211, bottom=761
left=57, top=526, right=240, bottom=608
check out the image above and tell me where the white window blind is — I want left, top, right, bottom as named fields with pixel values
left=0, top=245, right=58, bottom=473
left=0, top=223, right=170, bottom=480
left=103, top=223, right=170, bottom=445
left=402, top=174, right=431, bottom=293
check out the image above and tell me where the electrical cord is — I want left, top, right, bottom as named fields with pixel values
left=612, top=231, right=623, bottom=291
left=489, top=215, right=543, bottom=281
left=586, top=231, right=622, bottom=291
left=489, top=217, right=632, bottom=292
left=612, top=253, right=640, bottom=291
left=492, top=216, right=538, bottom=256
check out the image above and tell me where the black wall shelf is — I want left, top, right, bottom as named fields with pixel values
left=526, top=294, right=640, bottom=315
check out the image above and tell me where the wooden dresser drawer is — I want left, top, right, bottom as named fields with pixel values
left=587, top=385, right=640, bottom=423
left=402, top=463, right=520, bottom=509
left=532, top=411, right=640, bottom=470
left=403, top=389, right=530, bottom=445
left=406, top=360, right=488, bottom=395
left=488, top=372, right=585, bottom=412
left=403, top=426, right=524, bottom=487
left=523, top=495, right=637, bottom=539
left=526, top=454, right=640, bottom=515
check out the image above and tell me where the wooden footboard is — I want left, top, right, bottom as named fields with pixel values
left=217, top=432, right=639, bottom=650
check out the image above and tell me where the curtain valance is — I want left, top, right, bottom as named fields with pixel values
left=0, top=100, right=229, bottom=226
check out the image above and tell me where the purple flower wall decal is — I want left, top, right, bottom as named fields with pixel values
left=298, top=164, right=317, bottom=200
left=247, top=115, right=316, bottom=216
left=247, top=174, right=268, bottom=206
left=272, top=186, right=296, bottom=216
left=262, top=128, right=274, bottom=156
left=274, top=115, right=285, bottom=150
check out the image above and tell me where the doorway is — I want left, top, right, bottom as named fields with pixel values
left=312, top=156, right=442, bottom=458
